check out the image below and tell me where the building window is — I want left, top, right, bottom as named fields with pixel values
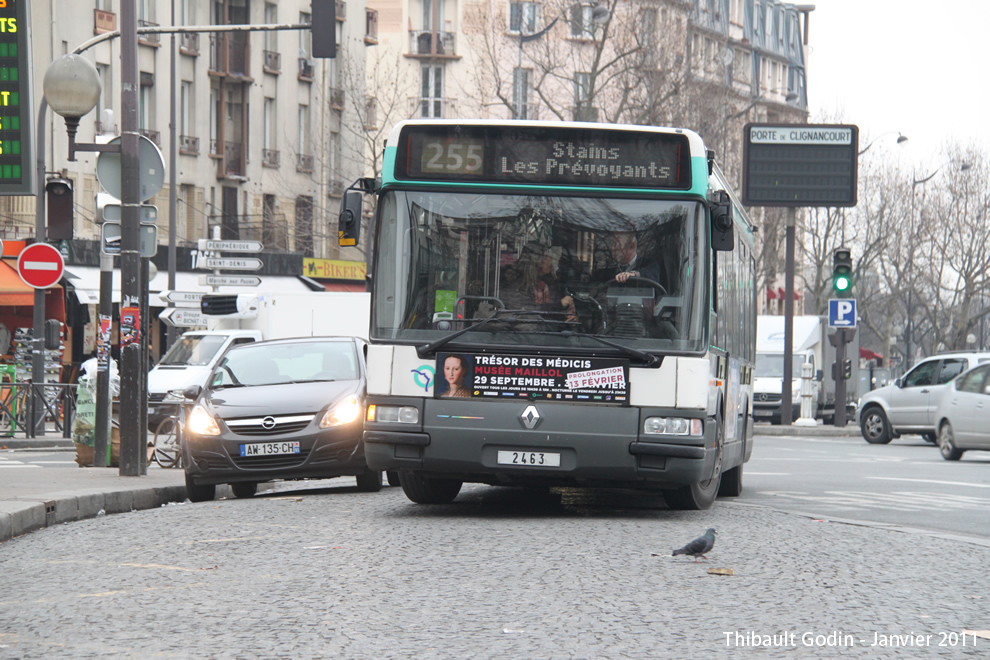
left=264, top=3, right=278, bottom=52
left=569, top=4, right=598, bottom=40
left=295, top=196, right=314, bottom=257
left=420, top=65, right=443, bottom=118
left=298, top=104, right=310, bottom=154
left=638, top=8, right=658, bottom=65
left=509, top=2, right=538, bottom=34
left=95, top=63, right=112, bottom=130
left=422, top=0, right=444, bottom=31
left=299, top=12, right=312, bottom=59
left=264, top=98, right=277, bottom=151
left=139, top=75, right=154, bottom=131
left=180, top=0, right=195, bottom=24
left=180, top=81, right=194, bottom=137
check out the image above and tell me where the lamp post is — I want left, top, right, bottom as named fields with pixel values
left=858, top=131, right=908, bottom=156
left=515, top=2, right=609, bottom=119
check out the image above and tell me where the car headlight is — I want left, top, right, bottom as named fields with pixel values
left=320, top=394, right=363, bottom=428
left=643, top=417, right=703, bottom=436
left=187, top=405, right=221, bottom=436
left=366, top=404, right=419, bottom=424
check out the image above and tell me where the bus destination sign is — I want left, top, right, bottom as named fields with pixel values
left=0, top=0, right=34, bottom=195
left=397, top=125, right=692, bottom=190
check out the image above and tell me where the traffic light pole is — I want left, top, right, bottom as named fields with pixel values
left=834, top=328, right=848, bottom=427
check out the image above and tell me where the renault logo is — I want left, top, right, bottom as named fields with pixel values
left=520, top=405, right=541, bottom=429
left=262, top=416, right=277, bottom=429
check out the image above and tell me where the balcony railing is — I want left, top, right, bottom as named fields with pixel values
left=514, top=103, right=540, bottom=120
left=224, top=141, right=244, bottom=176
left=263, top=50, right=281, bottom=74
left=209, top=139, right=221, bottom=157
left=365, top=9, right=378, bottom=43
left=139, top=128, right=160, bottom=146
left=95, top=119, right=119, bottom=136
left=298, top=58, right=315, bottom=81
left=179, top=32, right=199, bottom=55
left=330, top=180, right=346, bottom=196
left=329, top=87, right=345, bottom=109
left=209, top=35, right=225, bottom=73
left=262, top=149, right=280, bottom=168
left=137, top=20, right=160, bottom=45
left=336, top=1, right=347, bottom=20
left=179, top=135, right=200, bottom=155
left=410, top=96, right=458, bottom=119
left=296, top=154, right=314, bottom=172
left=408, top=30, right=456, bottom=57
left=94, top=9, right=116, bottom=34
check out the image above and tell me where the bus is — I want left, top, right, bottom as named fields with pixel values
left=340, top=120, right=756, bottom=509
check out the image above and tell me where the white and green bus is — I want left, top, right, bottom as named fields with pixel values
left=341, top=120, right=756, bottom=509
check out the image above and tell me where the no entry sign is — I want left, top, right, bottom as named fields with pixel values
left=17, top=243, right=65, bottom=289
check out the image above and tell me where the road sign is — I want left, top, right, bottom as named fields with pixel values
left=17, top=243, right=64, bottom=289
left=742, top=123, right=859, bottom=207
left=828, top=299, right=857, bottom=328
left=102, top=203, right=158, bottom=223
left=101, top=222, right=158, bottom=257
left=159, top=307, right=207, bottom=328
left=198, top=257, right=263, bottom=271
left=197, top=239, right=264, bottom=252
left=95, top=134, right=166, bottom=201
left=0, top=0, right=36, bottom=196
left=199, top=275, right=262, bottom=287
left=160, top=290, right=204, bottom=305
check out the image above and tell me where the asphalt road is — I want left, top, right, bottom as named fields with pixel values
left=743, top=432, right=990, bottom=540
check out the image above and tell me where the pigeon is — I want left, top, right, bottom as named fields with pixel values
left=672, top=528, right=716, bottom=562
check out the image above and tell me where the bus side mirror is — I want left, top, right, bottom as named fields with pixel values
left=338, top=190, right=363, bottom=247
left=710, top=191, right=734, bottom=251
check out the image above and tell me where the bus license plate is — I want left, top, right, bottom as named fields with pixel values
left=240, top=441, right=301, bottom=457
left=497, top=450, right=561, bottom=467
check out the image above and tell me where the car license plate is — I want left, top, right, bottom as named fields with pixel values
left=240, top=441, right=301, bottom=457
left=754, top=409, right=773, bottom=417
left=497, top=450, right=561, bottom=467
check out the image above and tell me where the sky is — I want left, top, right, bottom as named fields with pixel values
left=808, top=0, right=990, bottom=167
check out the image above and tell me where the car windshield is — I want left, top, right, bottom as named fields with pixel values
left=158, top=335, right=227, bottom=366
left=209, top=341, right=359, bottom=388
left=371, top=190, right=709, bottom=353
left=755, top=353, right=805, bottom=379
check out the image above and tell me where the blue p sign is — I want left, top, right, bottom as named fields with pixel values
left=829, top=299, right=857, bottom=328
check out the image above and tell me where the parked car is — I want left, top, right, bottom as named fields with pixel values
left=857, top=352, right=990, bottom=444
left=181, top=336, right=381, bottom=502
left=933, top=362, right=990, bottom=460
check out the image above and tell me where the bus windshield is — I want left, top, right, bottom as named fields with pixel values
left=372, top=190, right=709, bottom=353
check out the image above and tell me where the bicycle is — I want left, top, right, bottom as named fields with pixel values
left=151, top=392, right=186, bottom=469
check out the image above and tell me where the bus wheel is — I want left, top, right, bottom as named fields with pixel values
left=666, top=413, right=723, bottom=510
left=398, top=472, right=462, bottom=504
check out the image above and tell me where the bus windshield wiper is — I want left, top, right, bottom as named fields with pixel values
left=562, top=332, right=661, bottom=367
left=417, top=313, right=503, bottom=358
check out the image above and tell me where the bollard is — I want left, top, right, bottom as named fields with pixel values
left=794, top=361, right=817, bottom=426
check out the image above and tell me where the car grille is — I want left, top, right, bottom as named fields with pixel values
left=755, top=393, right=782, bottom=403
left=231, top=450, right=311, bottom=470
left=225, top=414, right=314, bottom=437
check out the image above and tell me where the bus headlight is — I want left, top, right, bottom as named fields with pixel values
left=320, top=394, right=363, bottom=428
left=643, top=417, right=703, bottom=436
left=367, top=404, right=419, bottom=424
left=187, top=405, right=221, bottom=436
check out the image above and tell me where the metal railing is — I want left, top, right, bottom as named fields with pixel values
left=0, top=382, right=78, bottom=439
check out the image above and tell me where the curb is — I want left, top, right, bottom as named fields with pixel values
left=0, top=483, right=189, bottom=544
left=1, top=439, right=76, bottom=450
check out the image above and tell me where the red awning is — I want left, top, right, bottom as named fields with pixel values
left=860, top=347, right=883, bottom=361
left=322, top=281, right=366, bottom=292
left=766, top=287, right=778, bottom=300
left=0, top=259, right=35, bottom=306
left=777, top=287, right=800, bottom=300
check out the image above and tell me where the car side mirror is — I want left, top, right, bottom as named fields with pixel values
left=338, top=189, right=364, bottom=247
left=182, top=384, right=202, bottom=400
left=894, top=377, right=903, bottom=388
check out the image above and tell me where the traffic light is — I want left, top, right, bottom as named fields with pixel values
left=46, top=177, right=74, bottom=241
left=843, top=358, right=852, bottom=380
left=832, top=247, right=853, bottom=294
left=311, top=0, right=336, bottom=58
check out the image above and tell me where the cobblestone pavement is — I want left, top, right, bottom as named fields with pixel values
left=0, top=483, right=988, bottom=659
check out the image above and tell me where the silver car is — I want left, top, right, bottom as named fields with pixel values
left=857, top=352, right=990, bottom=444
left=933, top=363, right=990, bottom=460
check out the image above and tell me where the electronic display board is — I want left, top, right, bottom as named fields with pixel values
left=742, top=123, right=858, bottom=207
left=0, top=0, right=34, bottom=196
left=395, top=124, right=692, bottom=190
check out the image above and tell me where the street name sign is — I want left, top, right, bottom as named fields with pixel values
left=199, top=275, right=261, bottom=287
left=159, top=307, right=207, bottom=328
left=742, top=123, right=859, bottom=207
left=101, top=222, right=158, bottom=257
left=198, top=257, right=263, bottom=271
left=102, top=203, right=158, bottom=223
left=828, top=299, right=857, bottom=328
left=197, top=239, right=263, bottom=252
left=161, top=290, right=204, bottom=305
left=17, top=243, right=64, bottom=289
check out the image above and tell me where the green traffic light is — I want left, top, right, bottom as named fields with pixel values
left=834, top=275, right=851, bottom=292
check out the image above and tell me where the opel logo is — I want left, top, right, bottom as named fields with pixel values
left=262, top=416, right=277, bottom=430
left=520, top=405, right=541, bottom=429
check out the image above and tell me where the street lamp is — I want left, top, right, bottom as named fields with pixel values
left=515, top=2, right=610, bottom=119
left=858, top=131, right=908, bottom=156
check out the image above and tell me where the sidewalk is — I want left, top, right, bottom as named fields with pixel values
left=1, top=427, right=188, bottom=543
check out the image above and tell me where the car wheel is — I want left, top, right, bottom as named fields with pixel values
left=386, top=471, right=400, bottom=487
left=398, top=471, right=462, bottom=504
left=938, top=423, right=964, bottom=461
left=860, top=406, right=892, bottom=444
left=230, top=482, right=257, bottom=499
left=921, top=432, right=937, bottom=444
left=184, top=472, right=216, bottom=503
left=355, top=469, right=383, bottom=492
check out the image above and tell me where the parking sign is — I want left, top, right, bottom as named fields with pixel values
left=829, top=299, right=857, bottom=328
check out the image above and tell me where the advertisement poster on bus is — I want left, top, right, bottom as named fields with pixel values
left=436, top=352, right=629, bottom=404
